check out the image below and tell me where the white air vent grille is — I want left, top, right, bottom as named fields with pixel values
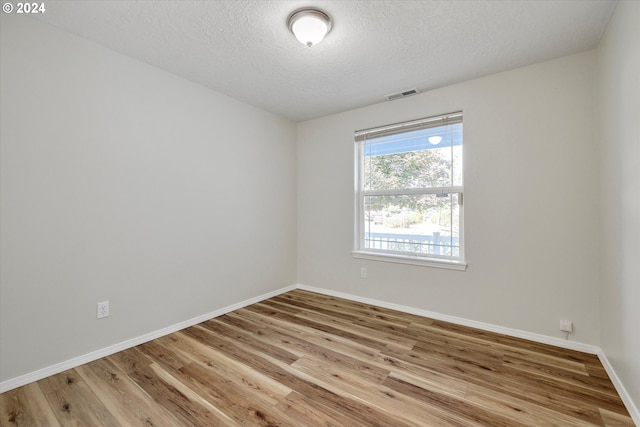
left=385, top=88, right=420, bottom=101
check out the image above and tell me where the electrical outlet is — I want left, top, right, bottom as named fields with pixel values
left=559, top=319, right=572, bottom=333
left=97, top=301, right=109, bottom=319
left=360, top=267, right=367, bottom=278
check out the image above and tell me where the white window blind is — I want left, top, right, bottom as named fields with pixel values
left=354, top=112, right=462, bottom=142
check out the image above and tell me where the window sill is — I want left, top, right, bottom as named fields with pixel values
left=352, top=250, right=467, bottom=271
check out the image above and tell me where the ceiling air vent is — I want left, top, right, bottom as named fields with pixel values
left=385, top=88, right=420, bottom=101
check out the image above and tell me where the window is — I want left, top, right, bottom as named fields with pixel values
left=353, top=112, right=465, bottom=270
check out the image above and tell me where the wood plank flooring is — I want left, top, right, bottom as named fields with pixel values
left=1, top=289, right=635, bottom=426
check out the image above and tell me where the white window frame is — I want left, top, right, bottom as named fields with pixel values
left=352, top=112, right=466, bottom=271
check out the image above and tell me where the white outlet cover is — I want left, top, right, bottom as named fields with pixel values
left=559, top=320, right=573, bottom=332
left=97, top=301, right=109, bottom=319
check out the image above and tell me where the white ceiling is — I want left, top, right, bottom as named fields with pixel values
left=36, top=0, right=617, bottom=122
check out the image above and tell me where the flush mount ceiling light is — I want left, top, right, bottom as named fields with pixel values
left=287, top=8, right=332, bottom=47
left=428, top=135, right=443, bottom=145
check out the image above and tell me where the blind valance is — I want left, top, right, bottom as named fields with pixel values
left=354, top=111, right=462, bottom=142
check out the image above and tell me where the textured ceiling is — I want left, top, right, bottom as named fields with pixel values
left=36, top=0, right=617, bottom=121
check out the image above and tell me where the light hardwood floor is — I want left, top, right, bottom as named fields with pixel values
left=0, top=289, right=635, bottom=426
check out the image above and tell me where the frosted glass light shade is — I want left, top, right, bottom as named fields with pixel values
left=428, top=136, right=443, bottom=145
left=288, top=9, right=332, bottom=47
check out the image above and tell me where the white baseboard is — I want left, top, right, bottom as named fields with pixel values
left=0, top=284, right=296, bottom=393
left=597, top=348, right=640, bottom=426
left=297, top=284, right=599, bottom=353
left=297, top=284, right=639, bottom=423
left=3, top=282, right=638, bottom=424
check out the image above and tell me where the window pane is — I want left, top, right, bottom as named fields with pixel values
left=363, top=193, right=460, bottom=257
left=364, top=123, right=462, bottom=191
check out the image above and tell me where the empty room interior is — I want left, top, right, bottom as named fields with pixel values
left=1, top=0, right=639, bottom=425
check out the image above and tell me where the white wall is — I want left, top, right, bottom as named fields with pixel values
left=0, top=15, right=297, bottom=383
left=297, top=51, right=601, bottom=344
left=597, top=0, right=640, bottom=412
left=2, top=5, right=637, bottom=414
